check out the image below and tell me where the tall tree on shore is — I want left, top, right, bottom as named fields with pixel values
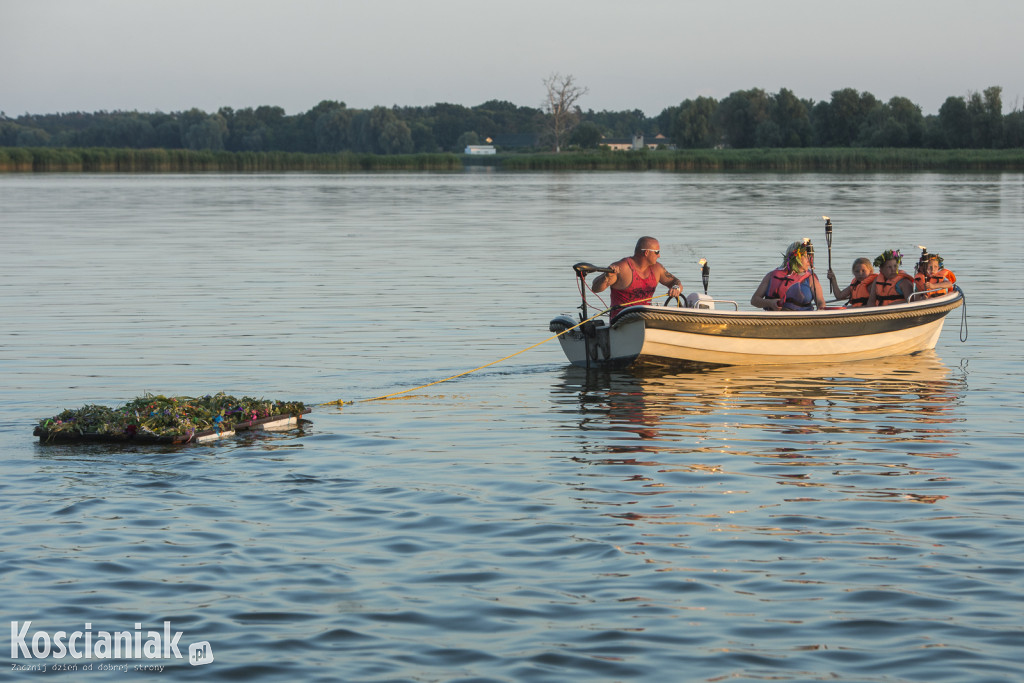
left=180, top=108, right=227, bottom=150
left=938, top=96, right=971, bottom=148
left=813, top=88, right=879, bottom=146
left=671, top=96, right=719, bottom=148
left=968, top=86, right=1003, bottom=148
left=714, top=89, right=770, bottom=148
left=543, top=73, right=588, bottom=152
left=770, top=88, right=812, bottom=147
left=313, top=102, right=353, bottom=152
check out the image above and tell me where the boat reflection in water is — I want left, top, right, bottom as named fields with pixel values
left=551, top=351, right=968, bottom=509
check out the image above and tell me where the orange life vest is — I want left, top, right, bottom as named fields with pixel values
left=766, top=269, right=816, bottom=310
left=848, top=273, right=877, bottom=307
left=914, top=268, right=956, bottom=298
left=873, top=271, right=914, bottom=306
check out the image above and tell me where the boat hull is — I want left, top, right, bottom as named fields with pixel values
left=550, top=291, right=963, bottom=368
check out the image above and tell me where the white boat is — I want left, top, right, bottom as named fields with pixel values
left=549, top=263, right=966, bottom=369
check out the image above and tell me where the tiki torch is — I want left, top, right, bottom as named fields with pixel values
left=823, top=216, right=834, bottom=295
left=916, top=245, right=929, bottom=275
left=700, top=258, right=709, bottom=294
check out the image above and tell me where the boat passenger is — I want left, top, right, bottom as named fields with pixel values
left=750, top=240, right=825, bottom=311
left=914, top=253, right=956, bottom=298
left=592, top=236, right=683, bottom=320
left=867, top=249, right=915, bottom=306
left=827, top=257, right=876, bottom=307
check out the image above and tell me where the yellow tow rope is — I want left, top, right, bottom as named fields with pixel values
left=320, top=293, right=677, bottom=407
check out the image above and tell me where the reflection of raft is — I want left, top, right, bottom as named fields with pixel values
left=33, top=393, right=310, bottom=445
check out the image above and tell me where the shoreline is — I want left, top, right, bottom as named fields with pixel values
left=2, top=146, right=1023, bottom=173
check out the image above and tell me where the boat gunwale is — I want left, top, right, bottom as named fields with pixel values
left=610, top=290, right=963, bottom=330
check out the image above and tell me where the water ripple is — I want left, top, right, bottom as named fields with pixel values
left=2, top=173, right=1022, bottom=682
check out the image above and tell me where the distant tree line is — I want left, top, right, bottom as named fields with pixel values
left=2, top=86, right=1020, bottom=153
left=655, top=86, right=1019, bottom=150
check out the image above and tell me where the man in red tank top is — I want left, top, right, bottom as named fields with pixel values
left=591, top=237, right=683, bottom=319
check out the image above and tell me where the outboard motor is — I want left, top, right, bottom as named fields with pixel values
left=686, top=292, right=716, bottom=310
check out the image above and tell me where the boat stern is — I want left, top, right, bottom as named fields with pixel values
left=549, top=314, right=644, bottom=368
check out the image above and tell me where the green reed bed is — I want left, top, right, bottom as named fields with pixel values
left=0, top=148, right=463, bottom=172
left=500, top=148, right=1024, bottom=172
left=4, top=146, right=1022, bottom=172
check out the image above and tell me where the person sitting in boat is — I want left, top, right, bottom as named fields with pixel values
left=826, top=257, right=877, bottom=307
left=867, top=249, right=915, bottom=306
left=591, top=236, right=683, bottom=320
left=914, top=253, right=957, bottom=298
left=750, top=239, right=825, bottom=311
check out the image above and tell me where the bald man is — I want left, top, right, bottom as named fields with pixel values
left=592, top=236, right=683, bottom=319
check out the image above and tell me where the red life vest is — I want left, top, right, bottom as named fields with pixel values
left=914, top=268, right=956, bottom=298
left=766, top=268, right=815, bottom=310
left=873, top=271, right=914, bottom=306
left=848, top=273, right=877, bottom=307
left=610, top=259, right=658, bottom=319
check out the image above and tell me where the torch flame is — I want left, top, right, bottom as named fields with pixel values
left=917, top=245, right=927, bottom=250
left=822, top=215, right=830, bottom=221
left=698, top=258, right=707, bottom=266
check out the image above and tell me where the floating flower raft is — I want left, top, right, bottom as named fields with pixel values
left=33, top=393, right=310, bottom=444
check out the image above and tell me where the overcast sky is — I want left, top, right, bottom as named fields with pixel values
left=2, top=0, right=1020, bottom=118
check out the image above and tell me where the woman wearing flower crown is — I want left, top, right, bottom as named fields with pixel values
left=867, top=249, right=915, bottom=306
left=750, top=240, right=825, bottom=311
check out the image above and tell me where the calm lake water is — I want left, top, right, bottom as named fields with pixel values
left=1, top=171, right=1022, bottom=682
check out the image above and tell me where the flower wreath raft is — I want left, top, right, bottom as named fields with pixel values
left=33, top=393, right=310, bottom=445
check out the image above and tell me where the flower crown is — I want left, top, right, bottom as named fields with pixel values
left=873, top=249, right=902, bottom=269
left=782, top=240, right=812, bottom=271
